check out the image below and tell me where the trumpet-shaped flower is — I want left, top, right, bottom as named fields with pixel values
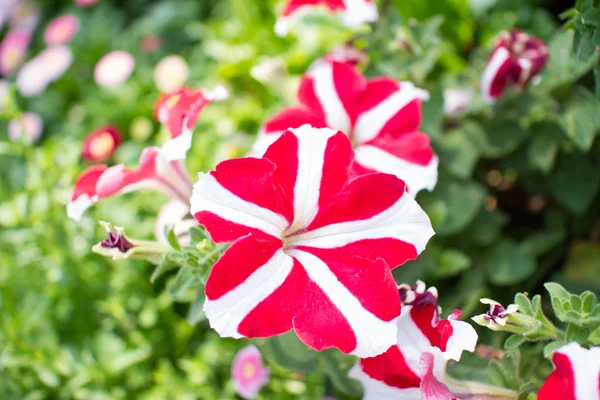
left=481, top=29, right=548, bottom=103
left=537, top=342, right=600, bottom=400
left=0, top=30, right=31, bottom=76
left=231, top=345, right=270, bottom=399
left=471, top=298, right=519, bottom=330
left=94, top=50, right=135, bottom=87
left=255, top=61, right=438, bottom=196
left=44, top=14, right=79, bottom=45
left=275, top=0, right=378, bottom=37
left=191, top=125, right=434, bottom=357
left=82, top=125, right=122, bottom=162
left=154, top=85, right=228, bottom=161
left=67, top=147, right=192, bottom=221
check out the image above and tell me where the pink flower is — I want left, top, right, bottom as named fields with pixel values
left=67, top=147, right=193, bottom=221
left=255, top=61, right=438, bottom=196
left=538, top=343, right=600, bottom=400
left=94, top=50, right=135, bottom=87
left=275, top=0, right=378, bottom=37
left=44, top=14, right=79, bottom=45
left=443, top=87, right=473, bottom=117
left=0, top=30, right=31, bottom=76
left=191, top=125, right=434, bottom=357
left=17, top=45, right=73, bottom=97
left=141, top=34, right=162, bottom=53
left=75, top=0, right=100, bottom=6
left=9, top=0, right=40, bottom=32
left=481, top=29, right=548, bottom=103
left=154, top=55, right=190, bottom=93
left=8, top=111, right=43, bottom=143
left=231, top=345, right=270, bottom=399
left=82, top=125, right=122, bottom=163
left=153, top=85, right=227, bottom=161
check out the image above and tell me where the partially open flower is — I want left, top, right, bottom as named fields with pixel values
left=94, top=50, right=135, bottom=87
left=255, top=61, right=438, bottom=196
left=472, top=298, right=519, bottom=330
left=82, top=125, right=122, bottom=163
left=538, top=342, right=600, bottom=400
left=0, top=30, right=31, bottom=76
left=44, top=14, right=79, bottom=45
left=8, top=112, right=43, bottom=144
left=154, top=85, right=228, bottom=161
left=275, top=0, right=378, bottom=37
left=154, top=55, right=190, bottom=93
left=481, top=30, right=548, bottom=103
left=92, top=221, right=171, bottom=261
left=231, top=345, right=270, bottom=399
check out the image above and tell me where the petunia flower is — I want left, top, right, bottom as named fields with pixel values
left=67, top=147, right=193, bottom=221
left=8, top=111, right=43, bottom=144
left=231, top=345, right=270, bottom=399
left=44, top=14, right=79, bottom=45
left=0, top=30, right=31, bottom=76
left=443, top=87, right=473, bottom=117
left=154, top=55, right=190, bottom=93
left=254, top=61, right=438, bottom=196
left=349, top=281, right=516, bottom=399
left=471, top=298, right=519, bottom=330
left=481, top=29, right=548, bottom=103
left=94, top=50, right=135, bottom=87
left=275, top=0, right=379, bottom=37
left=154, top=85, right=228, bottom=161
left=191, top=125, right=434, bottom=357
left=537, top=342, right=600, bottom=400
left=82, top=125, right=122, bottom=163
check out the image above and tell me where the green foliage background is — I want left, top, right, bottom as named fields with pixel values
left=1, top=0, right=599, bottom=398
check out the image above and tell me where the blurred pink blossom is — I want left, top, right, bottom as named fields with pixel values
left=17, top=45, right=73, bottom=97
left=8, top=112, right=43, bottom=144
left=443, top=87, right=473, bottom=117
left=141, top=35, right=162, bottom=53
left=9, top=0, right=40, bottom=32
left=154, top=55, right=190, bottom=93
left=94, top=50, right=135, bottom=87
left=0, top=0, right=19, bottom=31
left=75, top=0, right=101, bottom=6
left=44, top=14, right=79, bottom=45
left=231, top=345, right=270, bottom=399
left=0, top=30, right=31, bottom=76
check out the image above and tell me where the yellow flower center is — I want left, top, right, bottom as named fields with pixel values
left=242, top=363, right=255, bottom=379
left=165, top=94, right=181, bottom=109
left=90, top=132, right=115, bottom=159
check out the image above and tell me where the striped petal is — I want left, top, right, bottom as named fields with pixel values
left=275, top=0, right=378, bottom=37
left=67, top=164, right=107, bottom=221
left=538, top=343, right=600, bottom=400
left=481, top=46, right=516, bottom=103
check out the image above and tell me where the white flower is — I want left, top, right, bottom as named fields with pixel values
left=94, top=50, right=135, bottom=87
left=154, top=55, right=190, bottom=93
left=8, top=112, right=43, bottom=143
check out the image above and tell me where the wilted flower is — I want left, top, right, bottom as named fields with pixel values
left=472, top=298, right=519, bottom=330
left=481, top=29, right=548, bottom=103
left=75, top=0, right=101, bottom=6
left=255, top=61, right=438, bottom=196
left=94, top=50, right=135, bottom=87
left=275, top=0, right=378, bottom=37
left=9, top=0, right=40, bottom=32
left=154, top=55, right=190, bottom=93
left=0, top=30, right=31, bottom=76
left=8, top=112, right=43, bottom=143
left=443, top=87, right=473, bottom=117
left=44, top=14, right=79, bottom=45
left=538, top=342, right=600, bottom=400
left=231, top=345, right=270, bottom=399
left=82, top=125, right=122, bottom=163
left=192, top=125, right=434, bottom=357
left=92, top=221, right=171, bottom=261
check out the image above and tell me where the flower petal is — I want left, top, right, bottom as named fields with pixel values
left=155, top=199, right=195, bottom=244
left=298, top=61, right=365, bottom=134
left=353, top=79, right=429, bottom=144
left=67, top=164, right=107, bottom=221
left=349, top=362, right=422, bottom=400
left=481, top=46, right=514, bottom=103
left=232, top=345, right=270, bottom=400
left=353, top=131, right=439, bottom=196
left=419, top=351, right=457, bottom=400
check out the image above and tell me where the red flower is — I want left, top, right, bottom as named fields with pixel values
left=275, top=0, right=378, bottom=36
left=154, top=85, right=227, bottom=160
left=255, top=61, right=438, bottom=196
left=82, top=125, right=121, bottom=163
left=191, top=125, right=434, bottom=357
left=481, top=29, right=548, bottom=103
left=68, top=147, right=192, bottom=221
left=538, top=343, right=600, bottom=400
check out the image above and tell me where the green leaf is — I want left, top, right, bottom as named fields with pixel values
left=168, top=266, right=201, bottom=299
left=527, top=122, right=562, bottom=174
left=514, top=294, right=535, bottom=316
left=558, top=86, right=600, bottom=151
left=545, top=282, right=571, bottom=304
left=565, top=323, right=589, bottom=343
left=436, top=124, right=481, bottom=179
left=187, top=288, right=206, bottom=325
left=487, top=360, right=509, bottom=388
left=258, top=331, right=318, bottom=373
left=543, top=341, right=564, bottom=358
left=549, top=153, right=600, bottom=215
left=463, top=209, right=509, bottom=246
left=467, top=118, right=527, bottom=159
left=563, top=241, right=600, bottom=291
left=164, top=225, right=181, bottom=250
left=320, top=350, right=363, bottom=396
left=484, top=240, right=536, bottom=285
left=189, top=226, right=208, bottom=245
left=588, top=326, right=600, bottom=344
left=504, top=335, right=526, bottom=349
left=520, top=230, right=566, bottom=258
left=435, top=249, right=472, bottom=278
left=581, top=291, right=597, bottom=313
left=569, top=294, right=583, bottom=312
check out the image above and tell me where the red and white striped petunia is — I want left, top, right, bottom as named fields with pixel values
left=255, top=61, right=438, bottom=196
left=275, top=0, right=378, bottom=37
left=538, top=343, right=600, bottom=400
left=349, top=281, right=478, bottom=399
left=481, top=30, right=548, bottom=103
left=191, top=125, right=435, bottom=357
left=67, top=147, right=192, bottom=221
left=154, top=85, right=228, bottom=161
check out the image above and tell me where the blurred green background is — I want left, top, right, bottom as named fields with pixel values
left=1, top=0, right=599, bottom=398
